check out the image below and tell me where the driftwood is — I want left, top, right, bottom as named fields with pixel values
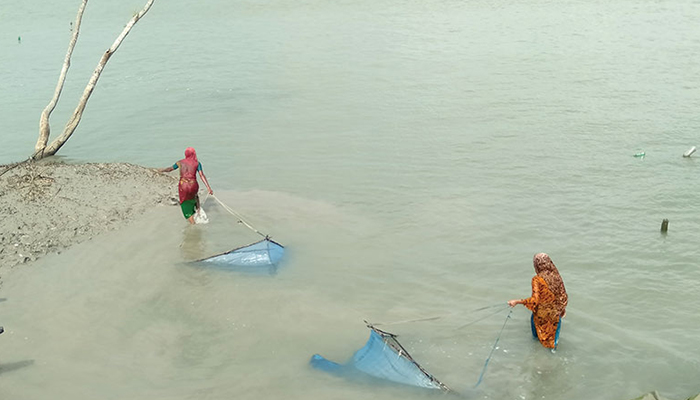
left=34, top=0, right=88, bottom=157
left=32, top=0, right=155, bottom=160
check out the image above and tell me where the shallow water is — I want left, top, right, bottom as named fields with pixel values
left=2, top=0, right=700, bottom=399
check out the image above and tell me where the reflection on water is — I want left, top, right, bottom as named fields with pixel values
left=179, top=224, right=206, bottom=262
left=0, top=360, right=35, bottom=376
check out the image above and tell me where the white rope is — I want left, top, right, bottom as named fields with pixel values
left=211, top=194, right=266, bottom=238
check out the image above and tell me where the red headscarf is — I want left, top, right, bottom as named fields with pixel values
left=184, top=147, right=198, bottom=166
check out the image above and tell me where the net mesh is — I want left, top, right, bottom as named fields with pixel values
left=310, top=324, right=449, bottom=391
left=195, top=238, right=284, bottom=269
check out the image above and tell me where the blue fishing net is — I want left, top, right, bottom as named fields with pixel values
left=310, top=324, right=449, bottom=391
left=196, top=238, right=284, bottom=270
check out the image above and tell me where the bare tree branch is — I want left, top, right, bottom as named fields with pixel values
left=34, top=0, right=156, bottom=160
left=34, top=0, right=88, bottom=160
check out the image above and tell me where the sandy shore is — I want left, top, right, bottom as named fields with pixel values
left=0, top=161, right=178, bottom=284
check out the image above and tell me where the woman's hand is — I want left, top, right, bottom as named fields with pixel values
left=507, top=299, right=520, bottom=307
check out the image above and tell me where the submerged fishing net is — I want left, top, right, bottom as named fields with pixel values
left=310, top=324, right=449, bottom=391
left=196, top=238, right=284, bottom=268
left=193, top=195, right=285, bottom=271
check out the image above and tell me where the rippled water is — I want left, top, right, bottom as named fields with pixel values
left=2, top=0, right=700, bottom=399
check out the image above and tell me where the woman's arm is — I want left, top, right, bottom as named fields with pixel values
left=198, top=169, right=213, bottom=195
left=509, top=276, right=544, bottom=309
left=521, top=276, right=545, bottom=311
left=159, top=163, right=178, bottom=173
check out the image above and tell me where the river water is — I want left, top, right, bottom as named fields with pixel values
left=2, top=0, right=700, bottom=399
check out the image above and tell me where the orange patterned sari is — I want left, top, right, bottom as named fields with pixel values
left=521, top=253, right=568, bottom=349
left=522, top=276, right=560, bottom=348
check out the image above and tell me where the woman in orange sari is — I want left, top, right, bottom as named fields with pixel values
left=508, top=253, right=568, bottom=349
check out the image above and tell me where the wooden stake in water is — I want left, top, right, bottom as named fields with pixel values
left=661, top=219, right=669, bottom=233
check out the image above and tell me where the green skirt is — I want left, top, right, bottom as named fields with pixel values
left=180, top=199, right=197, bottom=219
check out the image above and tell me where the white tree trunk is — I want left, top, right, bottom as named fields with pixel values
left=34, top=0, right=156, bottom=160
left=33, top=0, right=88, bottom=160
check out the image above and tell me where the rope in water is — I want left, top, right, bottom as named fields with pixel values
left=371, top=316, right=443, bottom=327
left=474, top=308, right=512, bottom=388
left=372, top=303, right=507, bottom=327
left=211, top=194, right=267, bottom=238
left=456, top=304, right=510, bottom=330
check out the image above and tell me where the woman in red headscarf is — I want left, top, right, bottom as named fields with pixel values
left=508, top=253, right=568, bottom=349
left=160, top=147, right=213, bottom=224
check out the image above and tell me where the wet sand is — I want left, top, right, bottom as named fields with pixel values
left=0, top=161, right=178, bottom=283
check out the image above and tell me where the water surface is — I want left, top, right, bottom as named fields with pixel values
left=2, top=0, right=700, bottom=399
